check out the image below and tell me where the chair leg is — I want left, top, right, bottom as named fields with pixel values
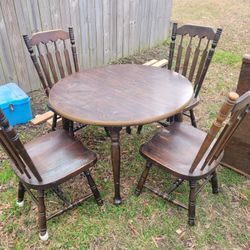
left=37, top=190, right=48, bottom=241
left=189, top=109, right=197, bottom=128
left=16, top=181, right=25, bottom=207
left=51, top=113, right=58, bottom=131
left=137, top=125, right=143, bottom=134
left=104, top=127, right=110, bottom=137
left=126, top=126, right=132, bottom=134
left=135, top=161, right=152, bottom=196
left=211, top=171, right=219, bottom=194
left=84, top=170, right=103, bottom=206
left=188, top=180, right=197, bottom=226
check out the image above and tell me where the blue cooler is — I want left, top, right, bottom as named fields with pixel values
left=0, top=83, right=32, bottom=126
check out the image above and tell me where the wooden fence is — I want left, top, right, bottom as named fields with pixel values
left=0, top=0, right=172, bottom=92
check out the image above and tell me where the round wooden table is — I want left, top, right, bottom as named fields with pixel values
left=49, top=64, right=193, bottom=204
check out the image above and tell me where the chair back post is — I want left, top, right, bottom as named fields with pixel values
left=167, top=23, right=222, bottom=98
left=194, top=28, right=222, bottom=98
left=206, top=103, right=250, bottom=167
left=69, top=27, right=79, bottom=72
left=23, top=28, right=79, bottom=95
left=189, top=92, right=239, bottom=173
left=0, top=109, right=42, bottom=182
left=23, top=35, right=50, bottom=96
left=167, top=22, right=178, bottom=70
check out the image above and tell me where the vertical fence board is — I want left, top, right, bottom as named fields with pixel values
left=134, top=0, right=140, bottom=53
left=1, top=0, right=30, bottom=91
left=0, top=62, right=5, bottom=83
left=38, top=0, right=52, bottom=30
left=149, top=0, right=158, bottom=47
left=0, top=4, right=17, bottom=83
left=110, top=0, right=117, bottom=59
left=128, top=0, right=136, bottom=55
left=59, top=0, right=71, bottom=31
left=0, top=0, right=172, bottom=92
left=79, top=0, right=90, bottom=68
left=13, top=0, right=40, bottom=90
left=95, top=0, right=104, bottom=65
left=122, top=0, right=129, bottom=57
left=50, top=0, right=62, bottom=29
left=87, top=0, right=97, bottom=67
left=103, top=0, right=110, bottom=64
left=116, top=0, right=123, bottom=58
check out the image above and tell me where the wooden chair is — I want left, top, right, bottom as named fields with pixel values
left=0, top=109, right=103, bottom=240
left=23, top=28, right=83, bottom=132
left=135, top=91, right=250, bottom=225
left=136, top=23, right=222, bottom=134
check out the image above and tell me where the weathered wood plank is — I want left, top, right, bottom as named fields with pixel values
left=110, top=0, right=117, bottom=59
left=59, top=0, right=71, bottom=30
left=95, top=0, right=104, bottom=65
left=26, top=0, right=42, bottom=33
left=122, top=0, right=130, bottom=57
left=0, top=61, right=6, bottom=83
left=139, top=0, right=147, bottom=51
left=38, top=0, right=52, bottom=30
left=143, top=59, right=158, bottom=66
left=1, top=0, right=31, bottom=91
left=79, top=0, right=90, bottom=68
left=14, top=0, right=40, bottom=90
left=103, top=0, right=110, bottom=64
left=0, top=4, right=17, bottom=83
left=116, top=0, right=123, bottom=58
left=30, top=111, right=54, bottom=125
left=50, top=0, right=62, bottom=29
left=152, top=59, right=168, bottom=67
left=87, top=0, right=97, bottom=67
left=149, top=0, right=158, bottom=47
left=0, top=0, right=172, bottom=92
left=128, top=0, right=136, bottom=55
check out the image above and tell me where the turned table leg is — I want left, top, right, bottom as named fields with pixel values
left=109, top=127, right=122, bottom=205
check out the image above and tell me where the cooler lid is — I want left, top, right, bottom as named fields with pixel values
left=0, top=83, right=30, bottom=109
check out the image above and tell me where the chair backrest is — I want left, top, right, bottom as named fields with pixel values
left=168, top=23, right=222, bottom=98
left=23, top=27, right=79, bottom=97
left=189, top=91, right=250, bottom=173
left=0, top=109, right=42, bottom=182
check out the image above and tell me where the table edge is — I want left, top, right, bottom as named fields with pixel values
left=48, top=95, right=193, bottom=127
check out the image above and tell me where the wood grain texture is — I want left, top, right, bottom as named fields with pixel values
left=0, top=0, right=171, bottom=92
left=222, top=55, right=250, bottom=177
left=167, top=22, right=222, bottom=126
left=49, top=64, right=193, bottom=126
left=23, top=28, right=79, bottom=96
left=0, top=0, right=31, bottom=91
left=13, top=0, right=40, bottom=90
left=22, top=130, right=97, bottom=188
left=137, top=91, right=250, bottom=225
left=140, top=123, right=220, bottom=179
left=0, top=108, right=102, bottom=238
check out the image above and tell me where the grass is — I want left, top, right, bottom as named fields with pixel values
left=212, top=49, right=242, bottom=66
left=1, top=0, right=250, bottom=249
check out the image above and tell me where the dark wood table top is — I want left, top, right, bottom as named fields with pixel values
left=49, top=64, right=193, bottom=126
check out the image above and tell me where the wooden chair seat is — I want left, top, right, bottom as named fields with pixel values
left=13, top=130, right=96, bottom=188
left=136, top=92, right=250, bottom=226
left=0, top=109, right=103, bottom=240
left=140, top=123, right=222, bottom=180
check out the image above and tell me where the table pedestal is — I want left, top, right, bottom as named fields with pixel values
left=109, top=127, right=122, bottom=205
